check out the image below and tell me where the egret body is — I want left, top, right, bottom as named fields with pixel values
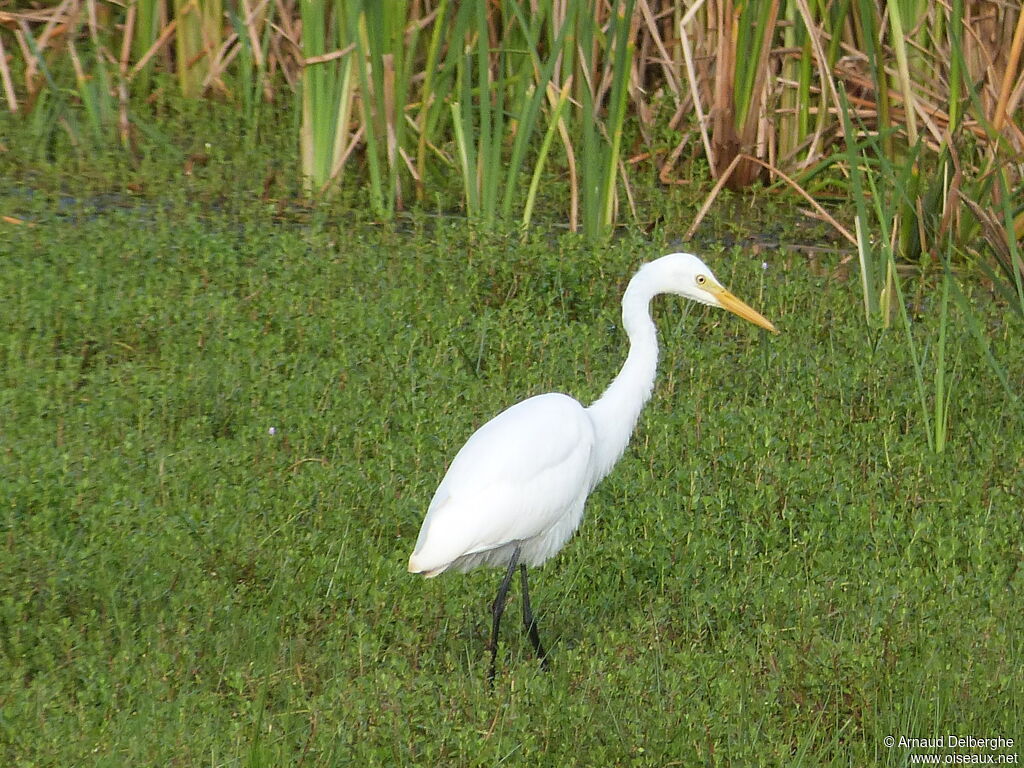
left=408, top=253, right=777, bottom=680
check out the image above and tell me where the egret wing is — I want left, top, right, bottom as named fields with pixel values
left=410, top=393, right=595, bottom=572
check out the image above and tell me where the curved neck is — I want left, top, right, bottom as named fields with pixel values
left=585, top=274, right=660, bottom=483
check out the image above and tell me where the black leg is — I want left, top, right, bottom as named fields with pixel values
left=519, top=564, right=549, bottom=670
left=489, top=545, right=521, bottom=685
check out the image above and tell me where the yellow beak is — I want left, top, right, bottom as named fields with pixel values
left=710, top=286, right=779, bottom=334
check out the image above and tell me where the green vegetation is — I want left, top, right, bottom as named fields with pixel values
left=2, top=153, right=1022, bottom=763
left=5, top=2, right=1022, bottom=235
left=4, top=1, right=1021, bottom=352
left=1, top=2, right=1021, bottom=761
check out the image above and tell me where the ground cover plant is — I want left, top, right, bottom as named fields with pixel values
left=2, top=160, right=1022, bottom=764
left=2, top=3, right=1022, bottom=759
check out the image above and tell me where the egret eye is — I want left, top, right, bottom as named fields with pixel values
left=696, top=274, right=707, bottom=285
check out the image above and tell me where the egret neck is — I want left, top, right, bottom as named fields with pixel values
left=585, top=267, right=661, bottom=485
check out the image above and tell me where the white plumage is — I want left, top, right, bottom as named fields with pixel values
left=407, top=253, right=777, bottom=679
left=410, top=392, right=595, bottom=575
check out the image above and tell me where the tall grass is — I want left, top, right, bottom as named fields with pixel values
left=228, top=0, right=275, bottom=142
left=299, top=0, right=357, bottom=197
left=447, top=0, right=572, bottom=230
left=173, top=0, right=222, bottom=97
left=294, top=0, right=642, bottom=235
left=3, top=1, right=1022, bottom=247
left=575, top=0, right=636, bottom=239
left=347, top=0, right=417, bottom=215
left=836, top=57, right=1024, bottom=448
left=129, top=0, right=162, bottom=93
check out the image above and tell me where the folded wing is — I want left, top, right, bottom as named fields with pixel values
left=408, top=393, right=596, bottom=575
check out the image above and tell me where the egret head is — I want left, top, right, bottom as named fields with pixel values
left=649, top=252, right=779, bottom=334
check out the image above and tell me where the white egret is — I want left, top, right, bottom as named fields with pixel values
left=408, top=253, right=778, bottom=681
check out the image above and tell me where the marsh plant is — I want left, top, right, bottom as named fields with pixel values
left=1, top=197, right=1022, bottom=764
left=4, top=3, right=1021, bottom=229
left=2, top=0, right=1022, bottom=445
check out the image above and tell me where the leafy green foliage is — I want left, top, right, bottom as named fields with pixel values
left=1, top=179, right=1021, bottom=765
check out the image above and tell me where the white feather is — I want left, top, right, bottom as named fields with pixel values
left=408, top=393, right=595, bottom=575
